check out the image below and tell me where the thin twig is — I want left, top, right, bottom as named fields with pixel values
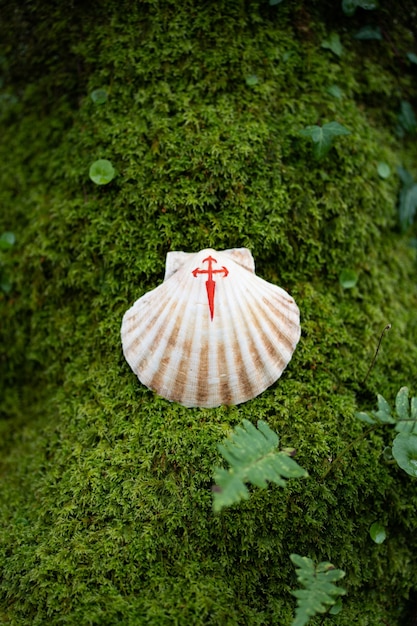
left=321, top=426, right=377, bottom=479
left=362, top=324, right=392, bottom=385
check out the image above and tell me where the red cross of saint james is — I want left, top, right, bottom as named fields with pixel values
left=192, top=255, right=229, bottom=321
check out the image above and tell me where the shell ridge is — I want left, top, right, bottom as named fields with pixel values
left=221, top=248, right=255, bottom=273
left=229, top=271, right=279, bottom=396
left=145, top=296, right=189, bottom=396
left=165, top=294, right=207, bottom=406
left=260, top=295, right=301, bottom=351
left=215, top=261, right=299, bottom=401
left=123, top=269, right=197, bottom=374
left=188, top=307, right=210, bottom=407
left=246, top=273, right=299, bottom=312
left=121, top=289, right=170, bottom=365
left=245, top=295, right=290, bottom=377
left=137, top=257, right=212, bottom=406
left=220, top=272, right=260, bottom=403
left=243, top=275, right=301, bottom=339
left=214, top=279, right=239, bottom=406
left=132, top=297, right=180, bottom=377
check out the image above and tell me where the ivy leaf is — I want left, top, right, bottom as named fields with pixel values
left=321, top=33, right=343, bottom=57
left=342, top=0, right=378, bottom=16
left=290, top=554, right=346, bottom=626
left=397, top=101, right=417, bottom=135
left=300, top=122, right=350, bottom=160
left=398, top=166, right=414, bottom=187
left=354, top=25, right=382, bottom=40
left=397, top=167, right=417, bottom=232
left=212, top=419, right=307, bottom=512
left=392, top=434, right=417, bottom=477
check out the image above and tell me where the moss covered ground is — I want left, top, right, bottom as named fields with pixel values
left=1, top=1, right=417, bottom=624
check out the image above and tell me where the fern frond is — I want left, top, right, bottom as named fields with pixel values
left=290, top=554, right=346, bottom=626
left=356, top=387, right=417, bottom=432
left=212, top=419, right=307, bottom=512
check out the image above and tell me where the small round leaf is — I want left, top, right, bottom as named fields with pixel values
left=369, top=522, right=386, bottom=544
left=339, top=269, right=358, bottom=289
left=90, top=88, right=108, bottom=104
left=382, top=446, right=393, bottom=462
left=0, top=231, right=15, bottom=250
left=245, top=75, right=259, bottom=87
left=89, top=159, right=115, bottom=185
left=377, top=162, right=391, bottom=179
left=392, top=433, right=417, bottom=477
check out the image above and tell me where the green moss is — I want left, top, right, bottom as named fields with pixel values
left=1, top=0, right=417, bottom=624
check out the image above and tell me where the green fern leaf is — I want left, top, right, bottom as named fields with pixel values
left=290, top=554, right=346, bottom=626
left=212, top=419, right=307, bottom=512
left=395, top=387, right=417, bottom=434
left=357, top=388, right=417, bottom=433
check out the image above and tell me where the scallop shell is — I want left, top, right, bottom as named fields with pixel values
left=121, top=248, right=300, bottom=408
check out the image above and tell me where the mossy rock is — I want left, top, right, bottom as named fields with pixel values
left=1, top=1, right=417, bottom=624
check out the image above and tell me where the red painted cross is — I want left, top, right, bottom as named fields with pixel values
left=192, top=255, right=229, bottom=321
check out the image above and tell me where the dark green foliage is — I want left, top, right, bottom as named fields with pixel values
left=342, top=0, right=378, bottom=16
left=299, top=122, right=351, bottom=160
left=290, top=554, right=346, bottom=626
left=354, top=25, right=382, bottom=40
left=357, top=386, right=417, bottom=433
left=212, top=419, right=307, bottom=511
left=398, top=166, right=417, bottom=232
left=357, top=387, right=417, bottom=477
left=0, top=231, right=15, bottom=293
left=397, top=101, right=417, bottom=136
left=321, top=33, right=343, bottom=58
left=1, top=0, right=417, bottom=624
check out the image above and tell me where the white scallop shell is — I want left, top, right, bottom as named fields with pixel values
left=121, top=248, right=300, bottom=408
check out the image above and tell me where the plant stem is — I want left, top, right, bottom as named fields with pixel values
left=362, top=324, right=391, bottom=385
left=322, top=426, right=377, bottom=479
